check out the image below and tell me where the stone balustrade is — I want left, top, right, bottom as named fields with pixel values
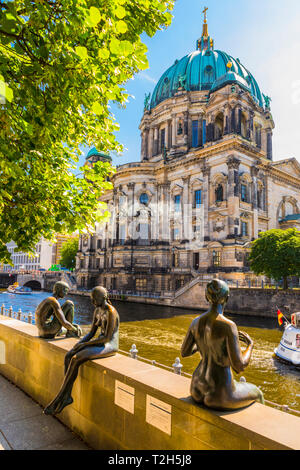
left=0, top=315, right=299, bottom=450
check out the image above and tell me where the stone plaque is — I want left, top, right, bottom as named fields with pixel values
left=0, top=341, right=5, bottom=364
left=114, top=380, right=135, bottom=414
left=146, top=395, right=172, bottom=435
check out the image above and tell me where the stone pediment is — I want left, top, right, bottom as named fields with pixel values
left=271, top=158, right=300, bottom=178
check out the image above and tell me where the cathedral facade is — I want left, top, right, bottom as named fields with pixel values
left=76, top=16, right=300, bottom=293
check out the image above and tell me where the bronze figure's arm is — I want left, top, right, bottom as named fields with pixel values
left=51, top=298, right=77, bottom=332
left=181, top=325, right=197, bottom=357
left=77, top=308, right=100, bottom=345
left=226, top=323, right=253, bottom=374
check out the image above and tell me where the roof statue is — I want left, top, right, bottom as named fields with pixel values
left=144, top=92, right=151, bottom=111
left=263, top=94, right=272, bottom=109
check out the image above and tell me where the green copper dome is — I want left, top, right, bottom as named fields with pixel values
left=150, top=49, right=264, bottom=109
left=86, top=147, right=112, bottom=161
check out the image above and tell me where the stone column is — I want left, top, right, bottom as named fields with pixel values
left=183, top=112, right=189, bottom=147
left=223, top=106, right=230, bottom=135
left=261, top=128, right=267, bottom=156
left=231, top=107, right=236, bottom=134
left=168, top=120, right=172, bottom=150
left=236, top=107, right=242, bottom=135
left=152, top=183, right=159, bottom=241
left=251, top=166, right=259, bottom=239
left=201, top=162, right=211, bottom=241
left=227, top=156, right=241, bottom=238
left=249, top=111, right=254, bottom=142
left=149, top=127, right=154, bottom=158
left=153, top=127, right=159, bottom=156
left=171, top=114, right=177, bottom=147
left=140, top=132, right=144, bottom=160
left=144, top=128, right=149, bottom=160
left=267, top=129, right=273, bottom=160
left=182, top=176, right=191, bottom=241
left=161, top=183, right=171, bottom=242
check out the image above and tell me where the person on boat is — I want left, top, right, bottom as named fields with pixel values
left=181, top=279, right=264, bottom=410
left=44, top=286, right=119, bottom=415
left=35, top=281, right=81, bottom=339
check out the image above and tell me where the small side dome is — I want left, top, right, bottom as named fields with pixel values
left=86, top=147, right=112, bottom=162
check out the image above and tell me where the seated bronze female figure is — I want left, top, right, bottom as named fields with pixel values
left=44, top=286, right=119, bottom=415
left=181, top=279, right=264, bottom=410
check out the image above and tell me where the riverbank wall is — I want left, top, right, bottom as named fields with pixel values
left=70, top=286, right=300, bottom=318
left=0, top=315, right=299, bottom=450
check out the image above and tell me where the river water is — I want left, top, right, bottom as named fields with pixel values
left=1, top=290, right=299, bottom=412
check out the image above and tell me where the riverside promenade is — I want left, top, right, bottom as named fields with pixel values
left=0, top=374, right=89, bottom=450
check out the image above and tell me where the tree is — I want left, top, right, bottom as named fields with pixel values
left=0, top=0, right=174, bottom=263
left=249, top=228, right=300, bottom=290
left=60, top=236, right=79, bottom=270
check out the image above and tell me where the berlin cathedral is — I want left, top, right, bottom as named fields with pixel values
left=76, top=13, right=300, bottom=294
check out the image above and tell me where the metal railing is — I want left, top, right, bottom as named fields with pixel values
left=1, top=304, right=33, bottom=323
left=0, top=305, right=299, bottom=417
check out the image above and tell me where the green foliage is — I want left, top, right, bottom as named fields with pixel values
left=249, top=229, right=300, bottom=289
left=0, top=0, right=174, bottom=263
left=60, top=236, right=79, bottom=270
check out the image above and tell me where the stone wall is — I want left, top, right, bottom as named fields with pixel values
left=0, top=315, right=299, bottom=450
left=172, top=283, right=300, bottom=317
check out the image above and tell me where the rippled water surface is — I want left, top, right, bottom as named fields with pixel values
left=1, top=290, right=299, bottom=411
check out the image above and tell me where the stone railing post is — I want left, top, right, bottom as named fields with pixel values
left=129, top=344, right=138, bottom=360
left=173, top=357, right=183, bottom=375
left=17, top=309, right=22, bottom=321
left=28, top=312, right=32, bottom=324
left=1, top=304, right=4, bottom=316
left=8, top=306, right=13, bottom=318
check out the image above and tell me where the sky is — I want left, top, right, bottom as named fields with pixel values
left=81, top=0, right=300, bottom=167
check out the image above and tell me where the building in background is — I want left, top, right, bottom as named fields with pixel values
left=3, top=238, right=53, bottom=272
left=51, top=233, right=78, bottom=266
left=76, top=13, right=300, bottom=292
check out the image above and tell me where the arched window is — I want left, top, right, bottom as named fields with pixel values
left=212, top=250, right=221, bottom=267
left=241, top=113, right=247, bottom=138
left=203, top=65, right=214, bottom=84
left=215, top=184, right=224, bottom=202
left=215, top=113, right=224, bottom=141
left=254, top=124, right=262, bottom=148
left=285, top=202, right=294, bottom=216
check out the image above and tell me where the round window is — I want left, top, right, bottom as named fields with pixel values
left=139, top=193, right=149, bottom=205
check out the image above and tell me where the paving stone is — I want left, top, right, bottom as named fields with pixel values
left=0, top=374, right=89, bottom=450
left=0, top=431, right=11, bottom=450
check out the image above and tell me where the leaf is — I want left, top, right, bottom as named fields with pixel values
left=116, top=20, right=128, bottom=34
left=89, top=6, right=101, bottom=26
left=115, top=5, right=126, bottom=19
left=75, top=46, right=88, bottom=60
left=92, top=102, right=103, bottom=115
left=98, top=48, right=110, bottom=60
left=4, top=85, right=13, bottom=103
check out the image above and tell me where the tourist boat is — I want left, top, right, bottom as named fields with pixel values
left=7, top=282, right=19, bottom=293
left=7, top=284, right=32, bottom=295
left=274, top=312, right=300, bottom=367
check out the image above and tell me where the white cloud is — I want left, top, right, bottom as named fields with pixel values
left=137, top=72, right=157, bottom=85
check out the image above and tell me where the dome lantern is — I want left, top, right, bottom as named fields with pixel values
left=197, top=6, right=214, bottom=52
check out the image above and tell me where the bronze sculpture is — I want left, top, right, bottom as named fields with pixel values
left=35, top=281, right=82, bottom=339
left=181, top=279, right=264, bottom=410
left=44, top=286, right=119, bottom=415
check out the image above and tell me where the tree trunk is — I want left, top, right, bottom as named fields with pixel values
left=283, top=276, right=289, bottom=290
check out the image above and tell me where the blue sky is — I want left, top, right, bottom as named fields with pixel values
left=81, top=0, right=300, bottom=167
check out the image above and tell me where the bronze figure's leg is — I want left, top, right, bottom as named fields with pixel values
left=204, top=381, right=264, bottom=411
left=61, top=300, right=77, bottom=337
left=39, top=311, right=62, bottom=339
left=44, top=344, right=117, bottom=415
